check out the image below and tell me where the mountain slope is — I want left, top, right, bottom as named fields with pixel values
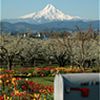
left=18, top=4, right=81, bottom=24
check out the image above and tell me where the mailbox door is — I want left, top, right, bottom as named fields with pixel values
left=63, top=74, right=100, bottom=100
left=64, top=85, right=99, bottom=100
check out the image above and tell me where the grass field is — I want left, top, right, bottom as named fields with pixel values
left=29, top=77, right=54, bottom=86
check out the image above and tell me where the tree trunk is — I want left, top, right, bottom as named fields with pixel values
left=7, top=60, right=12, bottom=70
left=33, top=59, right=36, bottom=66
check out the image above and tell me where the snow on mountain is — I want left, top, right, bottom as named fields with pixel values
left=20, top=13, right=36, bottom=19
left=19, top=4, right=81, bottom=23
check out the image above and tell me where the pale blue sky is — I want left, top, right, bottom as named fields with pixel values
left=0, top=0, right=99, bottom=20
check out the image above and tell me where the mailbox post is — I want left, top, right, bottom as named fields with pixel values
left=54, top=73, right=100, bottom=100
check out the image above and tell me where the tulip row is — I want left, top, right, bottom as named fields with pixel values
left=0, top=66, right=93, bottom=78
left=12, top=66, right=87, bottom=77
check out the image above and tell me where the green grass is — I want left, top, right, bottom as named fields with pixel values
left=29, top=77, right=54, bottom=86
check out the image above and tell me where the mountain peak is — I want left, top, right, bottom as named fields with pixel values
left=44, top=4, right=56, bottom=10
left=42, top=4, right=58, bottom=14
left=45, top=4, right=55, bottom=8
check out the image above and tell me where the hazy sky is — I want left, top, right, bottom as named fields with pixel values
left=0, top=0, right=99, bottom=20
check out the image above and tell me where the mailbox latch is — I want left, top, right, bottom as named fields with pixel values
left=66, top=87, right=89, bottom=97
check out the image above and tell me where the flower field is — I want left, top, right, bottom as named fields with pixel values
left=12, top=66, right=99, bottom=78
left=0, top=70, right=53, bottom=100
left=0, top=66, right=99, bottom=100
left=11, top=66, right=89, bottom=78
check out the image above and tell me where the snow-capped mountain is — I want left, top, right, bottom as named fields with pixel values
left=19, top=4, right=81, bottom=23
left=1, top=4, right=99, bottom=33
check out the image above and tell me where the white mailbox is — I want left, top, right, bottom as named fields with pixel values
left=54, top=73, right=100, bottom=100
